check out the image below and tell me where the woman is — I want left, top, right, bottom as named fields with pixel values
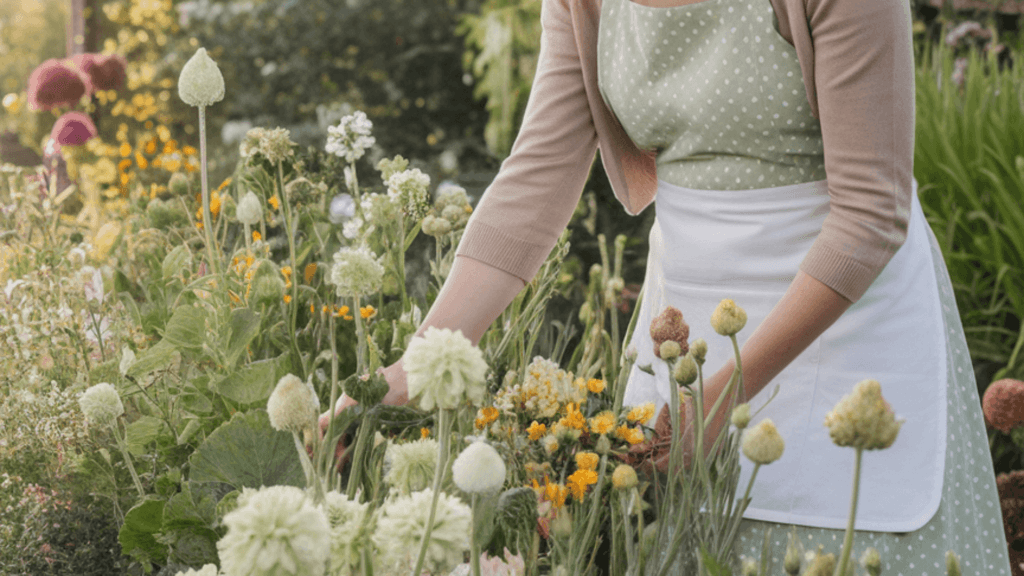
left=323, top=0, right=1013, bottom=572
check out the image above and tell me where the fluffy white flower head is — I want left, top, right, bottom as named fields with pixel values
left=386, top=168, right=430, bottom=219
left=236, top=191, right=263, bottom=226
left=178, top=47, right=225, bottom=107
left=216, top=485, right=330, bottom=576
left=267, top=374, right=319, bottom=433
left=328, top=245, right=384, bottom=298
left=239, top=127, right=295, bottom=165
left=174, top=565, right=219, bottom=576
left=326, top=111, right=376, bottom=163
left=323, top=491, right=372, bottom=575
left=384, top=437, right=438, bottom=494
left=79, top=382, right=124, bottom=428
left=823, top=379, right=905, bottom=450
left=741, top=419, right=785, bottom=465
left=372, top=488, right=471, bottom=575
left=452, top=439, right=506, bottom=494
left=403, top=327, right=488, bottom=411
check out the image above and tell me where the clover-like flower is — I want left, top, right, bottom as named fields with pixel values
left=239, top=127, right=295, bottom=165
left=327, top=245, right=385, bottom=298
left=28, top=59, right=89, bottom=110
left=323, top=490, right=373, bottom=575
left=452, top=440, right=506, bottom=494
left=650, top=306, right=689, bottom=359
left=741, top=419, right=785, bottom=465
left=982, top=378, right=1024, bottom=434
left=78, top=382, right=124, bottom=429
left=216, top=485, right=330, bottom=576
left=711, top=298, right=747, bottom=336
left=267, top=374, right=319, bottom=434
left=178, top=47, right=225, bottom=107
left=51, top=111, right=98, bottom=147
left=384, top=437, right=438, bottom=495
left=403, top=327, right=489, bottom=411
left=372, top=488, right=472, bottom=575
left=823, top=379, right=904, bottom=450
left=386, top=168, right=431, bottom=220
left=326, top=111, right=375, bottom=163
left=236, top=191, right=263, bottom=226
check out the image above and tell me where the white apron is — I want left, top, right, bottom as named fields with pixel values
left=623, top=176, right=947, bottom=532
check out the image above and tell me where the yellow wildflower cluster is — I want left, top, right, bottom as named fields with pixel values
left=533, top=477, right=569, bottom=510
left=268, top=195, right=280, bottom=210
left=493, top=356, right=587, bottom=418
left=527, top=421, right=547, bottom=441
left=615, top=424, right=646, bottom=445
left=252, top=231, right=262, bottom=242
left=360, top=305, right=377, bottom=319
left=588, top=411, right=616, bottom=435
left=626, top=402, right=656, bottom=426
left=558, top=403, right=587, bottom=431
left=566, top=468, right=598, bottom=502
left=474, top=406, right=500, bottom=430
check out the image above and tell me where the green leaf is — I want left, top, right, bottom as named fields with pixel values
left=224, top=307, right=261, bottom=368
left=162, top=482, right=217, bottom=531
left=698, top=542, right=731, bottom=576
left=126, top=416, right=172, bottom=456
left=162, top=245, right=192, bottom=281
left=163, top=305, right=208, bottom=350
left=119, top=498, right=168, bottom=565
left=188, top=409, right=305, bottom=490
left=127, top=340, right=176, bottom=379
left=209, top=356, right=285, bottom=406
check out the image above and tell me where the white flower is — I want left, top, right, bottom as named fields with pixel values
left=221, top=119, right=254, bottom=145
left=178, top=47, right=225, bottom=107
left=386, top=168, right=431, bottom=220
left=78, top=382, right=124, bottom=428
left=239, top=127, right=295, bottom=165
left=384, top=437, right=438, bottom=495
left=403, top=327, right=488, bottom=411
left=119, top=346, right=136, bottom=376
left=372, top=488, right=471, bottom=575
left=342, top=217, right=363, bottom=240
left=174, top=565, right=219, bottom=576
left=823, top=379, right=905, bottom=450
left=323, top=491, right=372, bottom=576
left=327, top=245, right=384, bottom=298
left=326, top=111, right=376, bottom=163
left=236, top=191, right=263, bottom=225
left=217, top=485, right=330, bottom=576
left=452, top=440, right=506, bottom=493
left=329, top=193, right=356, bottom=224
left=741, top=419, right=785, bottom=465
left=267, top=374, right=320, bottom=433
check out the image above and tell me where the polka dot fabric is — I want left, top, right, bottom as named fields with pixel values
left=597, top=0, right=827, bottom=191
left=729, top=223, right=1012, bottom=576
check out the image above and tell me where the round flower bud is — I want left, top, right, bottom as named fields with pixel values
left=946, top=550, right=962, bottom=576
left=803, top=547, right=835, bottom=576
left=168, top=172, right=190, bottom=196
left=266, top=374, right=319, bottom=433
left=783, top=528, right=803, bottom=575
left=690, top=338, right=708, bottom=366
left=741, top=419, right=785, bottom=465
left=731, top=403, right=751, bottom=429
left=711, top=298, right=747, bottom=336
left=823, top=379, right=905, bottom=450
left=982, top=378, right=1024, bottom=434
left=624, top=345, right=638, bottom=363
left=595, top=434, right=612, bottom=455
left=659, top=340, right=681, bottom=361
left=78, top=382, right=124, bottom=428
left=611, top=464, right=638, bottom=490
left=741, top=557, right=758, bottom=576
left=860, top=547, right=882, bottom=576
left=452, top=440, right=506, bottom=494
left=178, top=47, right=225, bottom=107
left=650, top=306, right=689, bottom=359
left=672, top=352, right=698, bottom=386
left=235, top=191, right=262, bottom=226
left=578, top=301, right=593, bottom=324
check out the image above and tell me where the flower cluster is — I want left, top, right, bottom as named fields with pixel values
left=239, top=127, right=296, bottom=166
left=326, top=111, right=376, bottom=163
left=323, top=491, right=373, bottom=576
left=383, top=437, right=438, bottom=495
left=493, top=356, right=588, bottom=419
left=385, top=168, right=431, bottom=220
left=372, top=488, right=472, bottom=575
left=327, top=245, right=385, bottom=299
left=403, top=327, right=488, bottom=411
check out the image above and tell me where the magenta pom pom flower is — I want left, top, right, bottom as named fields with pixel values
left=983, top=378, right=1024, bottom=434
left=50, top=112, right=97, bottom=147
left=27, top=59, right=90, bottom=111
left=649, top=306, right=690, bottom=359
left=73, top=53, right=127, bottom=92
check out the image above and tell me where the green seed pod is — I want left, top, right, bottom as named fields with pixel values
left=168, top=172, right=190, bottom=196
left=672, top=352, right=698, bottom=385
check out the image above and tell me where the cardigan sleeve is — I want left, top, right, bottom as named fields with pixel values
left=796, top=0, right=916, bottom=303
left=453, top=0, right=599, bottom=285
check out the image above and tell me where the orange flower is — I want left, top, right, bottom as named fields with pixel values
left=420, top=427, right=430, bottom=439
left=559, top=403, right=587, bottom=431
left=268, top=195, right=280, bottom=210
left=118, top=158, right=132, bottom=171
left=210, top=191, right=221, bottom=218
left=119, top=142, right=131, bottom=157
left=360, top=305, right=376, bottom=319
left=589, top=411, right=616, bottom=435
left=544, top=480, right=569, bottom=509
left=252, top=230, right=262, bottom=242
left=309, top=303, right=315, bottom=315
left=283, top=295, right=292, bottom=303
left=587, top=378, right=606, bottom=394
left=183, top=145, right=197, bottom=156
left=627, top=403, right=656, bottom=426
left=474, top=406, right=500, bottom=429
left=527, top=421, right=547, bottom=441
left=304, top=263, right=317, bottom=284
left=616, top=424, right=645, bottom=445
left=566, top=469, right=597, bottom=501
left=145, top=138, right=157, bottom=155
left=575, top=451, right=599, bottom=472
left=135, top=151, right=148, bottom=170
left=163, top=139, right=178, bottom=154
left=216, top=177, right=232, bottom=192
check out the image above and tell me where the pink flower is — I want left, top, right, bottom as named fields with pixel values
left=983, top=378, right=1024, bottom=434
left=73, top=53, right=127, bottom=92
left=27, top=59, right=90, bottom=111
left=50, top=111, right=97, bottom=147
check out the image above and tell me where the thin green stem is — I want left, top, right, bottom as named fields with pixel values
left=320, top=311, right=340, bottom=481
left=354, top=294, right=367, bottom=373
left=278, top=161, right=304, bottom=379
left=412, top=408, right=451, bottom=576
left=470, top=493, right=482, bottom=576
left=198, top=105, right=219, bottom=278
left=112, top=420, right=144, bottom=498
left=834, top=448, right=863, bottom=576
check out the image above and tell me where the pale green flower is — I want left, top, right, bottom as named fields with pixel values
left=78, top=382, right=123, bottom=428
left=267, top=374, right=319, bottom=434
left=323, top=491, right=372, bottom=576
left=178, top=47, right=225, bottom=107
left=174, top=565, right=219, bottom=576
left=326, top=111, right=375, bottom=163
left=710, top=299, right=747, bottom=336
left=386, top=168, right=431, bottom=220
left=372, top=488, right=472, bottom=575
left=659, top=340, right=681, bottom=361
left=672, top=352, right=698, bottom=385
left=451, top=440, right=506, bottom=494
left=741, top=419, right=785, bottom=465
left=236, top=191, right=262, bottom=225
left=239, top=127, right=295, bottom=165
left=327, top=245, right=384, bottom=298
left=731, top=403, right=751, bottom=429
left=384, top=437, right=438, bottom=494
left=216, top=485, right=330, bottom=576
left=403, top=327, right=488, bottom=411
left=421, top=215, right=452, bottom=237
left=690, top=338, right=708, bottom=366
left=823, top=379, right=905, bottom=450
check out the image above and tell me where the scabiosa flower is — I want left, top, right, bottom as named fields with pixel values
left=236, top=191, right=262, bottom=225
left=386, top=168, right=431, bottom=220
left=327, top=245, right=384, bottom=298
left=325, top=111, right=375, bottom=163
left=452, top=440, right=506, bottom=493
left=711, top=298, right=747, bottom=336
left=323, top=491, right=372, bottom=575
left=78, top=382, right=124, bottom=428
left=178, top=47, right=225, bottom=107
left=823, top=379, right=905, bottom=450
left=650, top=306, right=689, bottom=359
left=27, top=59, right=89, bottom=110
left=741, top=419, right=785, bottom=465
left=239, top=127, right=295, bottom=165
left=372, top=488, right=472, bottom=575
left=50, top=111, right=97, bottom=147
left=403, top=327, right=489, bottom=411
left=384, top=437, right=438, bottom=494
left=216, top=485, right=330, bottom=576
left=173, top=565, right=219, bottom=576
left=267, top=374, right=319, bottom=434
left=982, top=378, right=1024, bottom=434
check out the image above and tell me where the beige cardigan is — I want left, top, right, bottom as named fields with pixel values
left=454, top=0, right=916, bottom=304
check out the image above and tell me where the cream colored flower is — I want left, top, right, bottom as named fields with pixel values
left=328, top=245, right=385, bottom=298
left=711, top=299, right=747, bottom=336
left=741, top=419, right=785, bottom=465
left=384, top=437, right=438, bottom=495
left=452, top=440, right=506, bottom=493
left=659, top=340, right=681, bottom=361
left=731, top=403, right=751, bottom=429
left=236, top=191, right=262, bottom=225
left=178, top=47, right=225, bottom=107
left=823, top=379, right=905, bottom=450
left=611, top=465, right=638, bottom=490
left=404, top=327, right=488, bottom=411
left=690, top=338, right=708, bottom=366
left=267, top=374, right=319, bottom=433
left=78, top=382, right=124, bottom=428
left=372, top=488, right=472, bottom=575
left=323, top=490, right=372, bottom=575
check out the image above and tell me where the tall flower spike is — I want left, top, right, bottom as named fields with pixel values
left=178, top=47, right=225, bottom=107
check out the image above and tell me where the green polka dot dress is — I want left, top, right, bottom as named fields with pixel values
left=597, top=0, right=1013, bottom=573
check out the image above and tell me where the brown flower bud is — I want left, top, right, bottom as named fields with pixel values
left=983, top=378, right=1024, bottom=434
left=650, top=306, right=689, bottom=359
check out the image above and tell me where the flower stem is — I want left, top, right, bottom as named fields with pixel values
left=198, top=105, right=219, bottom=278
left=345, top=403, right=374, bottom=499
left=112, top=420, right=145, bottom=498
left=353, top=294, right=367, bottom=373
left=293, top=430, right=324, bottom=505
left=412, top=408, right=452, bottom=576
left=321, top=311, right=340, bottom=481
left=834, top=447, right=863, bottom=576
left=470, top=492, right=482, bottom=576
left=244, top=222, right=252, bottom=254
left=278, top=161, right=304, bottom=378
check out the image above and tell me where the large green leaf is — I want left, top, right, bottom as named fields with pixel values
left=209, top=354, right=289, bottom=406
left=224, top=307, right=261, bottom=368
left=126, top=415, right=172, bottom=456
left=118, top=498, right=167, bottom=565
left=127, top=339, right=177, bottom=378
left=163, top=305, right=208, bottom=350
left=188, top=409, right=304, bottom=490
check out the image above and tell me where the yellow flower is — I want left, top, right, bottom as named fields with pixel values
left=119, top=142, right=132, bottom=157
left=145, top=138, right=158, bottom=155
left=627, top=402, right=656, bottom=426
left=252, top=230, right=261, bottom=242
left=544, top=481, right=569, bottom=509
left=559, top=403, right=587, bottom=431
left=216, top=177, right=232, bottom=192
left=616, top=424, right=645, bottom=445
left=586, top=379, right=606, bottom=394
left=711, top=298, right=748, bottom=336
left=135, top=151, right=148, bottom=170
left=566, top=469, right=597, bottom=501
left=611, top=465, right=638, bottom=490
left=164, top=139, right=178, bottom=154
left=309, top=303, right=315, bottom=315
left=474, top=406, right=499, bottom=430
left=245, top=255, right=255, bottom=269
left=210, top=191, right=221, bottom=218
left=421, top=427, right=430, bottom=438
left=527, top=421, right=547, bottom=441
left=283, top=294, right=292, bottom=303
left=118, top=158, right=132, bottom=172
left=575, top=451, right=599, bottom=472
left=589, top=411, right=616, bottom=435
left=304, top=263, right=317, bottom=284
left=269, top=195, right=280, bottom=210
left=183, top=145, right=198, bottom=156
left=360, top=305, right=376, bottom=319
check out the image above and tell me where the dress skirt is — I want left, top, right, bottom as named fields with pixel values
left=622, top=177, right=1012, bottom=575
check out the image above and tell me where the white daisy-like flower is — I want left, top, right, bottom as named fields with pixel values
left=403, top=327, right=488, bottom=411
left=236, top=190, right=263, bottom=225
left=267, top=374, right=320, bottom=433
left=323, top=491, right=372, bottom=576
left=384, top=437, right=438, bottom=495
left=372, top=488, right=472, bottom=575
left=78, top=382, right=124, bottom=429
left=451, top=440, right=506, bottom=494
left=327, top=245, right=385, bottom=298
left=216, top=485, right=330, bottom=576
left=326, top=111, right=376, bottom=163
left=178, top=47, right=225, bottom=107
